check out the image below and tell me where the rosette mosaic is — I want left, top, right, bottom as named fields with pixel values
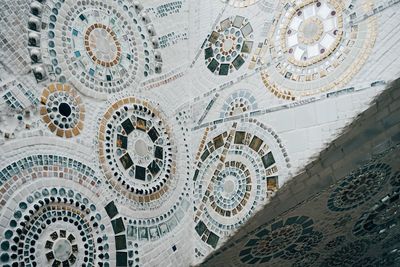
left=0, top=150, right=131, bottom=267
left=327, top=163, right=391, bottom=212
left=193, top=120, right=289, bottom=248
left=205, top=15, right=254, bottom=75
left=40, top=83, right=85, bottom=138
left=28, top=0, right=163, bottom=98
left=0, top=186, right=116, bottom=266
left=98, top=97, right=177, bottom=206
left=259, top=0, right=377, bottom=99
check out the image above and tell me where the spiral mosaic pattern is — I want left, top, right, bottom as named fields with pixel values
left=98, top=97, right=177, bottom=207
left=239, top=216, right=322, bottom=264
left=40, top=83, right=85, bottom=138
left=205, top=15, right=253, bottom=75
left=194, top=120, right=288, bottom=248
left=259, top=0, right=377, bottom=99
left=83, top=23, right=122, bottom=67
left=28, top=0, right=162, bottom=98
left=327, top=163, right=391, bottom=212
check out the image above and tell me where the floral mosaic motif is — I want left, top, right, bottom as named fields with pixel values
left=98, top=97, right=177, bottom=205
left=259, top=0, right=377, bottom=99
left=193, top=121, right=285, bottom=248
left=219, top=90, right=258, bottom=118
left=319, top=240, right=370, bottom=266
left=0, top=187, right=112, bottom=266
left=204, top=15, right=253, bottom=75
left=28, top=0, right=162, bottom=98
left=327, top=163, right=391, bottom=212
left=39, top=83, right=85, bottom=138
left=239, top=216, right=322, bottom=264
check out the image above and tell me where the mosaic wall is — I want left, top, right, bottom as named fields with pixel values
left=201, top=81, right=400, bottom=266
left=0, top=0, right=399, bottom=266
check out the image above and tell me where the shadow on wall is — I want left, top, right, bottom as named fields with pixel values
left=200, top=78, right=400, bottom=267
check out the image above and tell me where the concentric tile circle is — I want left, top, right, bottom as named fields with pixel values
left=205, top=15, right=254, bottom=75
left=28, top=0, right=162, bottom=99
left=260, top=0, right=377, bottom=99
left=40, top=83, right=85, bottom=138
left=98, top=97, right=177, bottom=207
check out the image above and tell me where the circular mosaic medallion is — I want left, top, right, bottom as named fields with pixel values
left=327, top=163, right=391, bottom=212
left=239, top=216, right=322, bottom=264
left=40, top=83, right=85, bottom=138
left=0, top=186, right=112, bottom=267
left=28, top=0, right=162, bottom=98
left=194, top=120, right=289, bottom=247
left=84, top=23, right=122, bottom=67
left=260, top=0, right=377, bottom=99
left=98, top=97, right=177, bottom=206
left=205, top=15, right=253, bottom=75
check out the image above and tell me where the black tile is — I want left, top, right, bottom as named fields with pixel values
left=148, top=160, right=161, bottom=176
left=205, top=47, right=213, bottom=60
left=207, top=232, right=220, bottom=248
left=121, top=118, right=134, bottom=135
left=115, top=234, right=127, bottom=250
left=201, top=149, right=210, bottom=161
left=147, top=127, right=159, bottom=142
left=104, top=201, right=119, bottom=219
left=154, top=146, right=163, bottom=160
left=219, top=64, right=230, bottom=76
left=135, top=165, right=146, bottom=181
left=208, top=59, right=219, bottom=73
left=195, top=220, right=207, bottom=236
left=116, top=252, right=127, bottom=267
left=111, top=217, right=126, bottom=234
left=261, top=152, right=275, bottom=169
